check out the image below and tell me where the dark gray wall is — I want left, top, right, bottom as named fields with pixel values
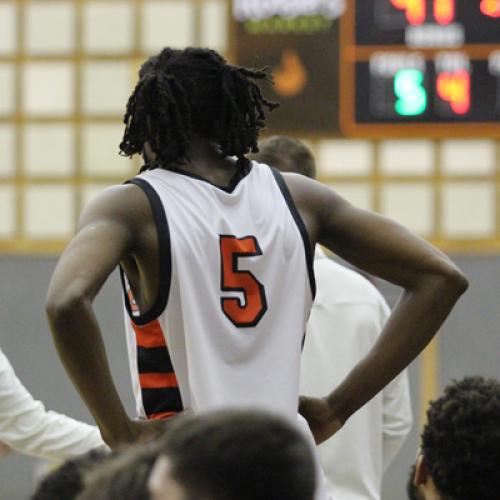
left=0, top=256, right=498, bottom=499
left=0, top=260, right=135, bottom=500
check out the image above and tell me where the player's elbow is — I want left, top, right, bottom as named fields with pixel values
left=425, top=260, right=469, bottom=298
left=45, top=288, right=88, bottom=326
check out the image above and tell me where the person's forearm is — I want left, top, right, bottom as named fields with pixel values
left=47, top=297, right=132, bottom=447
left=326, top=273, right=467, bottom=423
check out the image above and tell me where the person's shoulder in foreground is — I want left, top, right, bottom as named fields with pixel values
left=407, top=376, right=500, bottom=500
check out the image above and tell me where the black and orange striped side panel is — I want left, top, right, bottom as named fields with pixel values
left=131, top=319, right=183, bottom=420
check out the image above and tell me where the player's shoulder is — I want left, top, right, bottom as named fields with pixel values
left=78, top=182, right=153, bottom=231
left=279, top=170, right=327, bottom=197
left=314, top=248, right=387, bottom=308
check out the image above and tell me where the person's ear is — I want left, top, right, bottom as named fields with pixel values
left=415, top=454, right=429, bottom=486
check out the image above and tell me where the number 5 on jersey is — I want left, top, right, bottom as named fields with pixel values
left=220, top=235, right=268, bottom=327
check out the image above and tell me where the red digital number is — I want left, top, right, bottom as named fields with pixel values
left=434, top=0, right=455, bottom=25
left=220, top=235, right=267, bottom=327
left=480, top=0, right=500, bottom=18
left=436, top=69, right=471, bottom=115
left=391, top=0, right=426, bottom=25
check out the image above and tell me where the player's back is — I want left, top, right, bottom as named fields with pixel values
left=121, top=160, right=315, bottom=421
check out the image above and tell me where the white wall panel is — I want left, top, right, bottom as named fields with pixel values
left=142, top=1, right=195, bottom=52
left=317, top=140, right=373, bottom=176
left=25, top=125, right=74, bottom=177
left=442, top=182, right=495, bottom=238
left=25, top=2, right=75, bottom=55
left=23, top=63, right=74, bottom=116
left=24, top=185, right=75, bottom=238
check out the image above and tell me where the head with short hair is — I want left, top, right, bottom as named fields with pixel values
left=31, top=449, right=110, bottom=500
left=408, top=376, right=500, bottom=500
left=149, top=409, right=316, bottom=500
left=252, top=136, right=316, bottom=179
left=76, top=440, right=160, bottom=500
left=120, top=47, right=278, bottom=171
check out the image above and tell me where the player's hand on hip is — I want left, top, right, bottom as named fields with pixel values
left=102, top=417, right=169, bottom=449
left=127, top=418, right=176, bottom=445
left=299, top=395, right=343, bottom=445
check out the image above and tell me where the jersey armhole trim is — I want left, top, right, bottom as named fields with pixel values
left=119, top=177, right=172, bottom=326
left=270, top=168, right=316, bottom=298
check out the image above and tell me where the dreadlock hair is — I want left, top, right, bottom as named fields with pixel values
left=421, top=376, right=500, bottom=500
left=120, top=47, right=278, bottom=171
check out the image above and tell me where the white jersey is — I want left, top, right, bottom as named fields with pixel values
left=121, top=161, right=315, bottom=422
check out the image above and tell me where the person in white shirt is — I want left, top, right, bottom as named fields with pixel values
left=254, top=136, right=413, bottom=500
left=0, top=347, right=105, bottom=462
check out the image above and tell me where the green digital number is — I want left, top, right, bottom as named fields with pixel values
left=394, top=69, right=427, bottom=116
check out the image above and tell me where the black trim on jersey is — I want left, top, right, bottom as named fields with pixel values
left=142, top=388, right=184, bottom=416
left=270, top=168, right=316, bottom=298
left=167, top=159, right=253, bottom=194
left=137, top=347, right=175, bottom=374
left=219, top=234, right=268, bottom=328
left=119, top=177, right=171, bottom=326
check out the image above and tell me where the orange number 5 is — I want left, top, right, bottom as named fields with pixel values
left=220, top=235, right=267, bottom=327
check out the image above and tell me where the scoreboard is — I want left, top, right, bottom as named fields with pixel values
left=233, top=1, right=500, bottom=137
left=340, top=1, right=500, bottom=137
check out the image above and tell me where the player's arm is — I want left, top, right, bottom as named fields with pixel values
left=46, top=185, right=145, bottom=448
left=286, top=174, right=468, bottom=443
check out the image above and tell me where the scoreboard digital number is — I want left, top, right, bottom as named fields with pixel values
left=340, top=0, right=500, bottom=137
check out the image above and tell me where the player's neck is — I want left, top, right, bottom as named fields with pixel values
left=178, top=138, right=241, bottom=187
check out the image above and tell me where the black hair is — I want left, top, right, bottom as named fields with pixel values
left=120, top=47, right=278, bottom=171
left=252, top=135, right=316, bottom=179
left=76, top=440, right=159, bottom=500
left=406, top=464, right=419, bottom=500
left=31, top=449, right=110, bottom=500
left=421, top=376, right=500, bottom=500
left=161, top=409, right=316, bottom=500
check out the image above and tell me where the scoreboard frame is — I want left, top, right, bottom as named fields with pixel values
left=339, top=2, right=500, bottom=138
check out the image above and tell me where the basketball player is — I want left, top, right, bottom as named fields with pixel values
left=407, top=376, right=500, bottom=500
left=45, top=47, right=467, bottom=480
left=253, top=136, right=413, bottom=500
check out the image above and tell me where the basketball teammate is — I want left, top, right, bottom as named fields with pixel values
left=253, top=136, right=413, bottom=500
left=46, top=47, right=467, bottom=475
